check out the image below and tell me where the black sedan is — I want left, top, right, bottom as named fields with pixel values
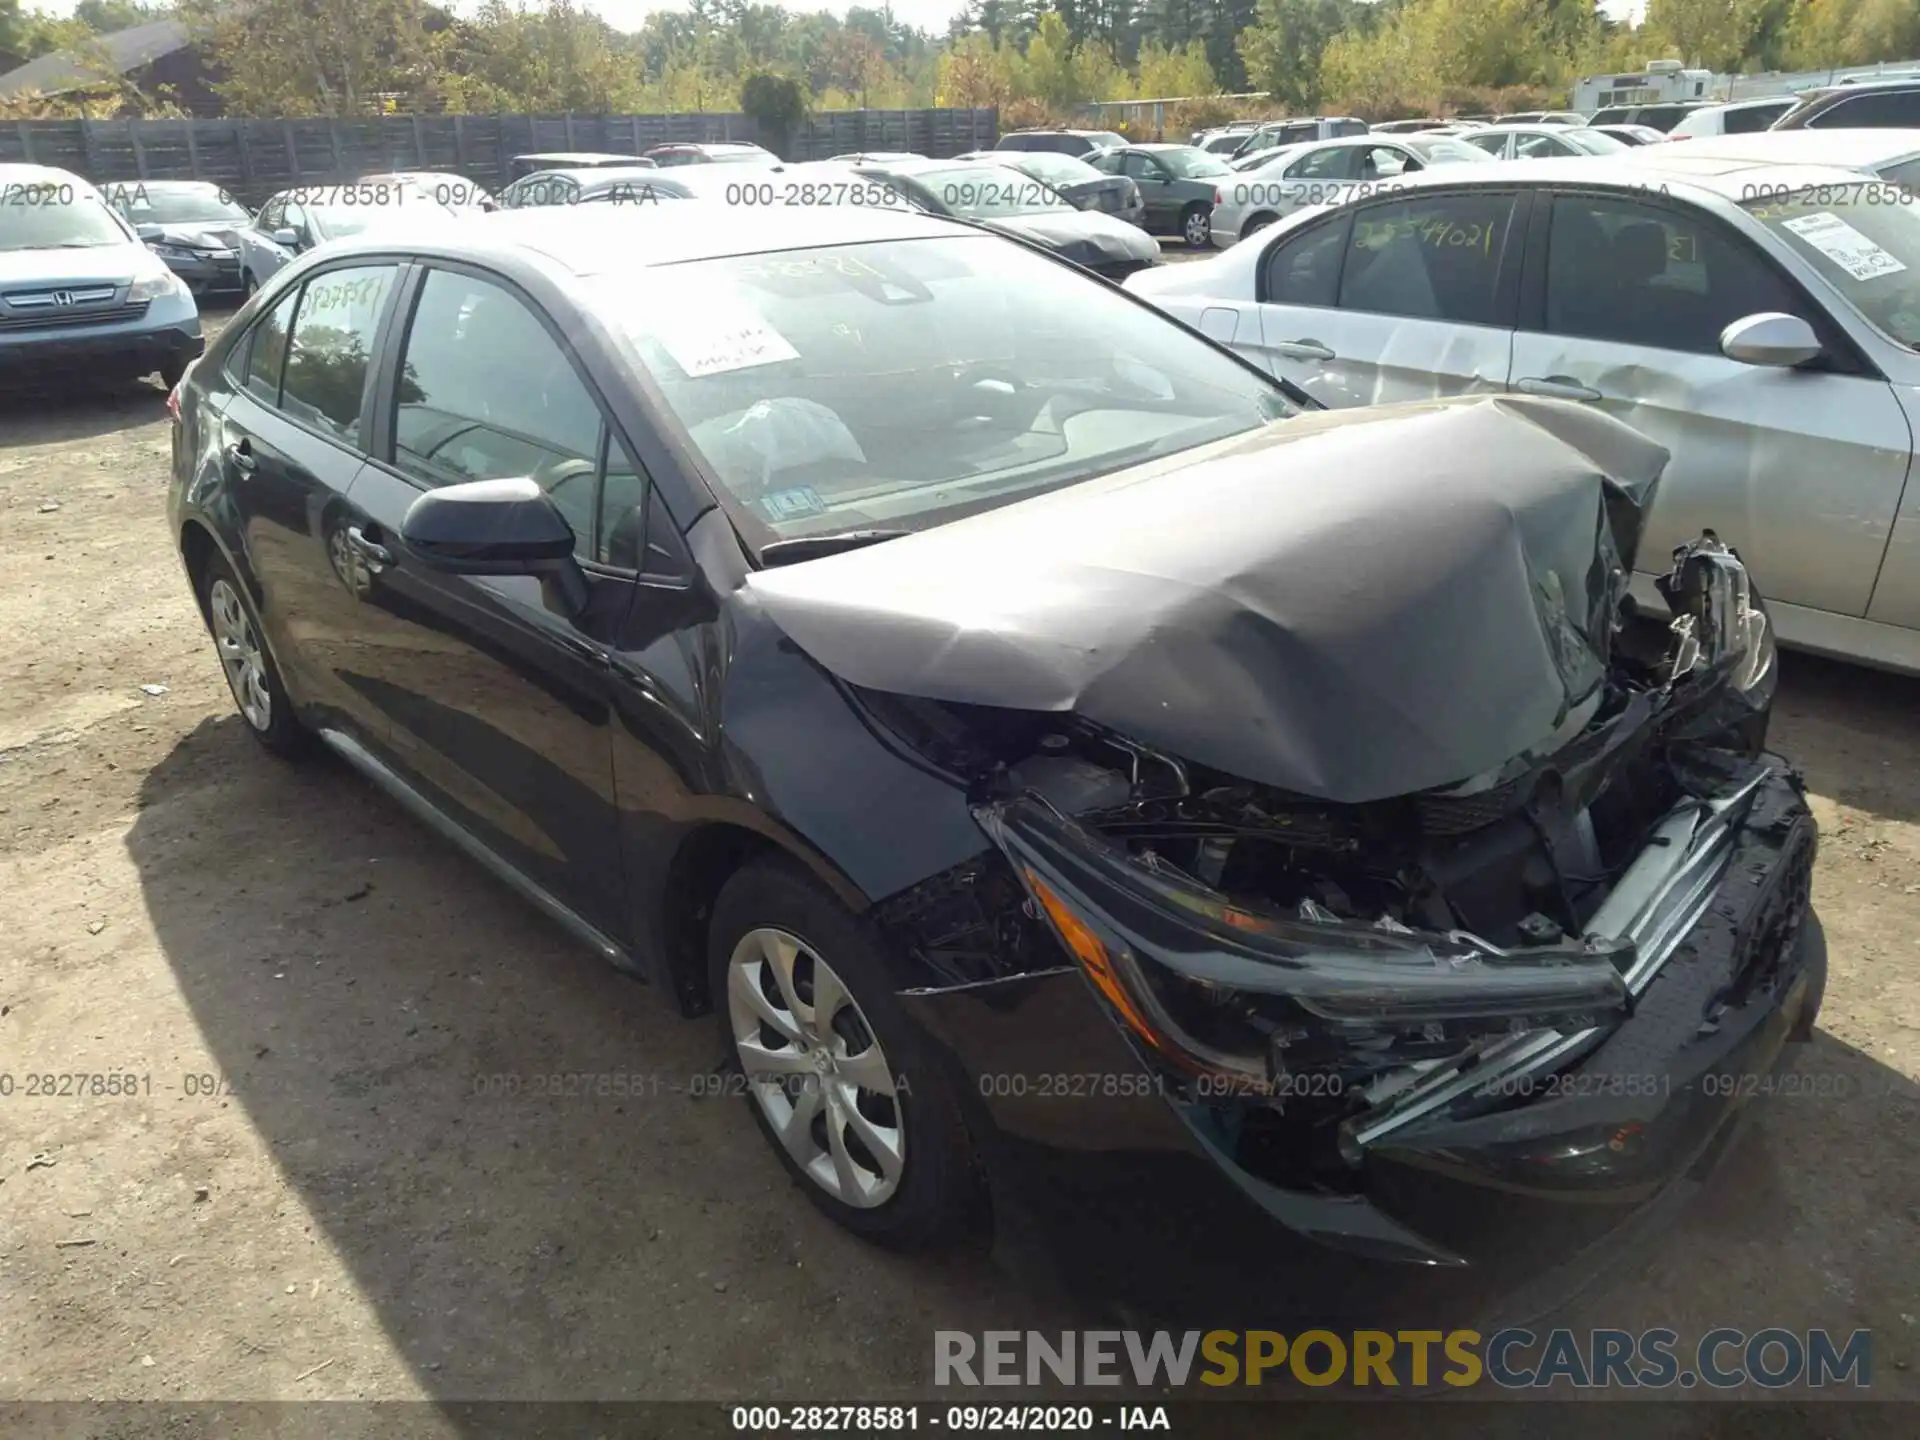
left=168, top=205, right=1822, bottom=1294
left=105, top=179, right=251, bottom=295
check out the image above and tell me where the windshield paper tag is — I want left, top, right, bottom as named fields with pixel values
left=1781, top=211, right=1908, bottom=282
left=759, top=486, right=827, bottom=521
left=651, top=292, right=800, bottom=378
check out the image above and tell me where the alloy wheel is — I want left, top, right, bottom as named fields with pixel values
left=209, top=577, right=271, bottom=730
left=727, top=926, right=905, bottom=1208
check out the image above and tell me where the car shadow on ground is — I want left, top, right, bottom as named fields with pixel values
left=122, top=716, right=1077, bottom=1405
left=0, top=376, right=172, bottom=448
left=122, top=709, right=1918, bottom=1413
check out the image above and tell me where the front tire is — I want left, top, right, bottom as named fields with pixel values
left=710, top=856, right=984, bottom=1249
left=1182, top=203, right=1212, bottom=247
left=198, top=551, right=312, bottom=759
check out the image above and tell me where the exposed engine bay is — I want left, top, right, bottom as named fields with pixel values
left=869, top=531, right=1811, bottom=1192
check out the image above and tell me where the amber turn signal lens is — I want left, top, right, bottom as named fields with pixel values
left=1025, top=868, right=1161, bottom=1046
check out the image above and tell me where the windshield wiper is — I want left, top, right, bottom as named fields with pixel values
left=759, top=529, right=910, bottom=566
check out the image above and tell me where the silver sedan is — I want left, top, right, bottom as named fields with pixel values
left=1129, top=155, right=1920, bottom=674
left=1209, top=133, right=1495, bottom=247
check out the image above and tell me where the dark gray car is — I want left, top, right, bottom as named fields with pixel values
left=103, top=179, right=251, bottom=296
left=1089, top=144, right=1235, bottom=246
left=955, top=149, right=1145, bottom=229
left=853, top=157, right=1160, bottom=280
left=498, top=167, right=695, bottom=210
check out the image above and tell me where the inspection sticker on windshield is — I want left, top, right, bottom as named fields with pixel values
left=650, top=292, right=799, bottom=378
left=759, top=486, right=827, bottom=521
left=1781, top=211, right=1908, bottom=282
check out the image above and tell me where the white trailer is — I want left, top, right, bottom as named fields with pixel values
left=1574, top=59, right=1714, bottom=115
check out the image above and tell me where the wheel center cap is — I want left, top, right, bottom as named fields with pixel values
left=810, top=1047, right=834, bottom=1076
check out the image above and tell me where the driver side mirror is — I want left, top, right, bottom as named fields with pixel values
left=134, top=222, right=163, bottom=241
left=271, top=226, right=301, bottom=248
left=1720, top=312, right=1822, bottom=368
left=401, top=477, right=588, bottom=614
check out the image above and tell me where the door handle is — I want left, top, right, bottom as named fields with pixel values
left=1516, top=376, right=1603, bottom=403
left=224, top=440, right=256, bottom=475
left=345, top=525, right=393, bottom=572
left=1273, top=338, right=1335, bottom=361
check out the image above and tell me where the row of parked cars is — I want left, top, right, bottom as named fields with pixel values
left=154, top=142, right=1827, bottom=1303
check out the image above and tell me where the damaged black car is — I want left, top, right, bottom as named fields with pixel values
left=167, top=205, right=1820, bottom=1282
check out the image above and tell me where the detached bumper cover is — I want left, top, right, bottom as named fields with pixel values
left=899, top=762, right=1818, bottom=1272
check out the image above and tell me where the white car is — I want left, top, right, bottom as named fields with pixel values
left=1208, top=133, right=1495, bottom=246
left=1654, top=127, right=1920, bottom=191
left=1125, top=154, right=1920, bottom=674
left=1462, top=124, right=1631, bottom=160
left=1665, top=96, right=1799, bottom=139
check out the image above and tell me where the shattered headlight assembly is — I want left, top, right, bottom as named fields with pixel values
left=1658, top=530, right=1776, bottom=699
left=976, top=797, right=1634, bottom=1096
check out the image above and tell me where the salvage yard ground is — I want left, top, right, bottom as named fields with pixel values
left=0, top=298, right=1917, bottom=1427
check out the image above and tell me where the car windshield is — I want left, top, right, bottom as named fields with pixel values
left=309, top=198, right=417, bottom=240
left=1563, top=129, right=1629, bottom=154
left=1153, top=147, right=1233, bottom=178
left=1746, top=184, right=1920, bottom=349
left=115, top=186, right=248, bottom=224
left=595, top=236, right=1296, bottom=544
left=1405, top=137, right=1497, bottom=164
left=0, top=189, right=128, bottom=251
left=916, top=165, right=1073, bottom=217
left=1004, top=151, right=1101, bottom=186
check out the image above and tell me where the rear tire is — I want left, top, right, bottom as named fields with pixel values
left=709, top=856, right=985, bottom=1249
left=1181, top=203, right=1212, bottom=247
left=158, top=356, right=188, bottom=390
left=1242, top=212, right=1277, bottom=238
left=197, top=551, right=313, bottom=759
left=242, top=271, right=258, bottom=300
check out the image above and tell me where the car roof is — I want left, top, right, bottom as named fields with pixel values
left=1668, top=128, right=1920, bottom=166
left=513, top=151, right=644, bottom=164
left=1804, top=77, right=1920, bottom=97
left=0, top=161, right=90, bottom=189
left=367, top=199, right=964, bottom=280
left=524, top=165, right=681, bottom=188
left=1308, top=152, right=1886, bottom=204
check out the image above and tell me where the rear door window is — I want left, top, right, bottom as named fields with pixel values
left=278, top=264, right=400, bottom=440
left=1338, top=192, right=1519, bottom=325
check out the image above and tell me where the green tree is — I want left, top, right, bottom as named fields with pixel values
left=179, top=0, right=442, bottom=116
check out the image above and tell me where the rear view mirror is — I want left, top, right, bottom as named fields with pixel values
left=1721, top=312, right=1822, bottom=368
left=401, top=477, right=587, bottom=613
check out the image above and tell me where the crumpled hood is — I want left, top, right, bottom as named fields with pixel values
left=992, top=210, right=1159, bottom=264
left=147, top=222, right=242, bottom=249
left=744, top=396, right=1669, bottom=805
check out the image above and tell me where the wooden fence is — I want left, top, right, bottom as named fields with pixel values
left=1, top=108, right=1000, bottom=204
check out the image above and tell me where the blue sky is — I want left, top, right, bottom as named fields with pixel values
left=35, top=0, right=1651, bottom=31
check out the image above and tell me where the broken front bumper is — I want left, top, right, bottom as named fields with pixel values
left=899, top=760, right=1819, bottom=1304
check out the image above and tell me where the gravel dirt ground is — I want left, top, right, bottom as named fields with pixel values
left=0, top=297, right=1916, bottom=1431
